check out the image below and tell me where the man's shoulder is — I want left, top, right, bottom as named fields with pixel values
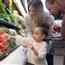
left=43, top=11, right=54, bottom=22
left=44, top=11, right=53, bottom=18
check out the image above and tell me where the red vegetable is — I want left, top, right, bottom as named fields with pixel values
left=0, top=31, right=9, bottom=55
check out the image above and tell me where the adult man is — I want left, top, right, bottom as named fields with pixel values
left=45, top=0, right=65, bottom=40
left=45, top=0, right=65, bottom=65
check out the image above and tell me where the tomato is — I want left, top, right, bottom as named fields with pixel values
left=0, top=32, right=9, bottom=55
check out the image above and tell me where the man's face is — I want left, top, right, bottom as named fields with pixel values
left=46, top=2, right=55, bottom=14
left=46, top=0, right=63, bottom=15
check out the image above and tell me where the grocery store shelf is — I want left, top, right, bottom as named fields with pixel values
left=0, top=19, right=21, bottom=30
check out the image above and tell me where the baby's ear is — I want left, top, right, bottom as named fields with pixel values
left=42, top=34, right=46, bottom=39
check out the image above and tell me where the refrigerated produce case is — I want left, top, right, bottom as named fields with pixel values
left=0, top=19, right=20, bottom=60
left=0, top=0, right=28, bottom=59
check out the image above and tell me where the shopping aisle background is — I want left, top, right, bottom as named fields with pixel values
left=41, top=0, right=49, bottom=12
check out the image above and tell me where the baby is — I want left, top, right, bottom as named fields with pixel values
left=13, top=23, right=49, bottom=65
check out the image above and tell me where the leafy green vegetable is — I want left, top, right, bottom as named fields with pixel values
left=8, top=38, right=17, bottom=48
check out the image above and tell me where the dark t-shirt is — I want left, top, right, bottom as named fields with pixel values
left=60, top=2, right=65, bottom=40
left=61, top=14, right=65, bottom=40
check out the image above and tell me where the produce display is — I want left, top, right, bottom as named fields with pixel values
left=0, top=28, right=18, bottom=60
left=0, top=0, right=27, bottom=60
left=0, top=2, right=19, bottom=26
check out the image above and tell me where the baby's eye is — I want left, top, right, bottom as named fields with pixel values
left=34, top=32, right=39, bottom=35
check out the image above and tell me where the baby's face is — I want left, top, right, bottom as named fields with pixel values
left=32, top=27, right=45, bottom=42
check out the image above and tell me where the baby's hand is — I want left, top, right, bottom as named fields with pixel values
left=23, top=39, right=33, bottom=49
left=8, top=35, right=16, bottom=40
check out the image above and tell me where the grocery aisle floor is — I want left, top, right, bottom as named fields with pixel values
left=54, top=55, right=64, bottom=65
